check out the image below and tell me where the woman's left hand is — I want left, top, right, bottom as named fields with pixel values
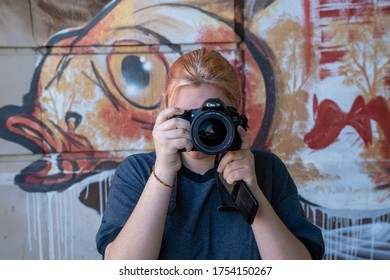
left=217, top=126, right=258, bottom=190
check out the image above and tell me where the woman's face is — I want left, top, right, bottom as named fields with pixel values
left=170, top=84, right=233, bottom=160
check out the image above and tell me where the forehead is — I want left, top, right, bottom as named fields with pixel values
left=170, top=84, right=232, bottom=109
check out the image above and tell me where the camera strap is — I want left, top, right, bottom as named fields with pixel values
left=214, top=154, right=238, bottom=212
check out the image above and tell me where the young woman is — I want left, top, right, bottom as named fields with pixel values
left=96, top=48, right=324, bottom=259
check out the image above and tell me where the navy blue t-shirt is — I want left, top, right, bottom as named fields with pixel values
left=96, top=150, right=324, bottom=259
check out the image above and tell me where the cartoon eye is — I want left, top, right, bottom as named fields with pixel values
left=107, top=44, right=169, bottom=110
left=121, top=55, right=151, bottom=90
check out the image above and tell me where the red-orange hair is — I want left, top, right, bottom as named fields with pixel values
left=163, top=48, right=242, bottom=109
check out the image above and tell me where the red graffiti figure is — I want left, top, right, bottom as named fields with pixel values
left=304, top=94, right=390, bottom=158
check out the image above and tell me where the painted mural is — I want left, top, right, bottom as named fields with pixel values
left=0, top=0, right=389, bottom=259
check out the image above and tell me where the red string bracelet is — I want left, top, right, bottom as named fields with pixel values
left=152, top=165, right=174, bottom=189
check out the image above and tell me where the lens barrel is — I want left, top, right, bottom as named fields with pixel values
left=191, top=111, right=235, bottom=155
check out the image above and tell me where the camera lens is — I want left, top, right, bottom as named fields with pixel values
left=191, top=111, right=234, bottom=154
left=197, top=118, right=227, bottom=147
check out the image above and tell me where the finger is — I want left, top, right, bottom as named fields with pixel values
left=169, top=138, right=193, bottom=152
left=219, top=156, right=246, bottom=184
left=158, top=117, right=191, bottom=132
left=217, top=151, right=244, bottom=173
left=223, top=169, right=245, bottom=185
left=238, top=126, right=251, bottom=150
left=163, top=128, right=191, bottom=140
left=224, top=160, right=244, bottom=174
left=155, top=107, right=185, bottom=125
left=154, top=130, right=192, bottom=153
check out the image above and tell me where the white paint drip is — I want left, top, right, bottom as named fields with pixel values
left=25, top=170, right=115, bottom=259
left=303, top=202, right=390, bottom=260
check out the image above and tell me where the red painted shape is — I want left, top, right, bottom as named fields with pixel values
left=319, top=9, right=342, bottom=18
left=319, top=50, right=346, bottom=64
left=305, top=95, right=390, bottom=158
left=304, top=95, right=372, bottom=149
left=382, top=5, right=390, bottom=15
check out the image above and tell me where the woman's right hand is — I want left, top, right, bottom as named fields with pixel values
left=152, top=107, right=192, bottom=174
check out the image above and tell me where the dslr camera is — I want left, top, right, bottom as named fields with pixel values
left=177, top=98, right=248, bottom=155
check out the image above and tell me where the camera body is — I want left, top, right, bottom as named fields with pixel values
left=177, top=98, right=248, bottom=155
